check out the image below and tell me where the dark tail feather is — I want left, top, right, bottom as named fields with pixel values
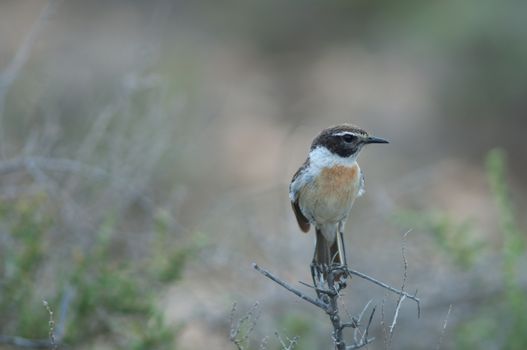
left=314, top=229, right=341, bottom=266
left=312, top=228, right=347, bottom=292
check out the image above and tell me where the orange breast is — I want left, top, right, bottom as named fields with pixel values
left=299, top=163, right=361, bottom=225
left=319, top=165, right=359, bottom=195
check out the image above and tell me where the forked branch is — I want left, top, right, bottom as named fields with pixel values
left=253, top=263, right=376, bottom=350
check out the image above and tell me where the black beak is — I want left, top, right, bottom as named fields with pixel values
left=365, top=136, right=389, bottom=144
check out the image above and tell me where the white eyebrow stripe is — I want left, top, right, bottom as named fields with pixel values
left=333, top=131, right=358, bottom=137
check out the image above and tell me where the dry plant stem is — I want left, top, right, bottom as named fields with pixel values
left=0, top=156, right=152, bottom=208
left=325, top=269, right=345, bottom=350
left=387, top=241, right=409, bottom=347
left=254, top=233, right=417, bottom=349
left=352, top=300, right=375, bottom=345
left=275, top=332, right=298, bottom=350
left=346, top=230, right=420, bottom=318
left=0, top=336, right=50, bottom=349
left=253, top=264, right=374, bottom=350
left=230, top=302, right=260, bottom=350
left=259, top=336, right=269, bottom=350
left=42, top=300, right=57, bottom=350
left=436, top=305, right=452, bottom=350
left=346, top=267, right=420, bottom=317
left=0, top=288, right=73, bottom=349
left=253, top=264, right=327, bottom=310
left=0, top=299, right=59, bottom=350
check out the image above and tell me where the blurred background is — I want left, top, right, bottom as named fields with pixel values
left=0, top=1, right=526, bottom=349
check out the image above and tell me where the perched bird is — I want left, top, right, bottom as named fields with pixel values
left=289, top=124, right=388, bottom=287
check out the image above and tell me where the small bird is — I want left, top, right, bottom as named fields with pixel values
left=289, top=124, right=388, bottom=288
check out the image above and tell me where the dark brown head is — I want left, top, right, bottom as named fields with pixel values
left=310, top=124, right=388, bottom=158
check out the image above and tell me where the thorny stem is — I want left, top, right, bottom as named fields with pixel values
left=326, top=269, right=345, bottom=350
left=253, top=229, right=419, bottom=350
left=253, top=264, right=327, bottom=310
left=346, top=267, right=421, bottom=318
left=42, top=300, right=57, bottom=350
left=436, top=304, right=452, bottom=350
left=253, top=263, right=376, bottom=349
left=230, top=302, right=260, bottom=350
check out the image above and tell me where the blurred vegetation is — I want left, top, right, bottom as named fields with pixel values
left=0, top=29, right=206, bottom=344
left=230, top=303, right=308, bottom=350
left=277, top=312, right=316, bottom=350
left=396, top=149, right=527, bottom=349
left=1, top=1, right=526, bottom=349
left=394, top=210, right=484, bottom=269
left=0, top=194, right=53, bottom=339
left=0, top=194, right=189, bottom=349
left=456, top=149, right=527, bottom=350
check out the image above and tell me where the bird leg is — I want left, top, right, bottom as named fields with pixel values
left=311, top=259, right=327, bottom=297
left=337, top=221, right=348, bottom=268
left=334, top=222, right=349, bottom=291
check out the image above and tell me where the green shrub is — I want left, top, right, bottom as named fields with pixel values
left=393, top=210, right=484, bottom=269
left=0, top=194, right=187, bottom=349
left=456, top=149, right=527, bottom=350
left=454, top=149, right=526, bottom=349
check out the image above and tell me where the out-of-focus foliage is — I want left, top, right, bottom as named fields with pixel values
left=1, top=0, right=526, bottom=349
left=278, top=312, right=316, bottom=350
left=456, top=150, right=527, bottom=350
left=0, top=194, right=53, bottom=338
left=402, top=150, right=527, bottom=349
left=394, top=210, right=484, bottom=269
left=0, top=193, right=186, bottom=348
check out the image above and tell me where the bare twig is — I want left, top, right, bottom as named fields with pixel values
left=347, top=305, right=376, bottom=350
left=364, top=306, right=376, bottom=344
left=253, top=263, right=328, bottom=310
left=253, top=231, right=419, bottom=349
left=0, top=156, right=106, bottom=177
left=0, top=287, right=73, bottom=349
left=388, top=235, right=409, bottom=345
left=346, top=268, right=420, bottom=317
left=259, top=336, right=269, bottom=350
left=55, top=286, right=75, bottom=342
left=0, top=156, right=153, bottom=209
left=352, top=300, right=373, bottom=343
left=0, top=298, right=63, bottom=349
left=274, top=331, right=298, bottom=350
left=0, top=335, right=50, bottom=348
left=388, top=295, right=406, bottom=337
left=380, top=298, right=388, bottom=350
left=346, top=337, right=375, bottom=350
left=42, top=300, right=57, bottom=350
left=254, top=263, right=377, bottom=350
left=436, top=305, right=452, bottom=350
left=345, top=231, right=420, bottom=319
left=230, top=302, right=260, bottom=350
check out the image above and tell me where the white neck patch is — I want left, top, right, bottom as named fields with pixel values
left=308, top=146, right=357, bottom=170
left=289, top=146, right=360, bottom=202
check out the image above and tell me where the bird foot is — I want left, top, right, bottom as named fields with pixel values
left=310, top=263, right=350, bottom=295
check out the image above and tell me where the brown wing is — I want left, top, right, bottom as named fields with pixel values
left=291, top=199, right=310, bottom=233
left=290, top=158, right=311, bottom=233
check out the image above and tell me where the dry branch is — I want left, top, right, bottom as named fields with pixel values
left=253, top=231, right=420, bottom=349
left=253, top=263, right=375, bottom=350
left=253, top=264, right=327, bottom=310
left=230, top=302, right=260, bottom=350
left=436, top=304, right=452, bottom=350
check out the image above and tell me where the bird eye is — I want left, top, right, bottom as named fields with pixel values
left=341, top=134, right=355, bottom=143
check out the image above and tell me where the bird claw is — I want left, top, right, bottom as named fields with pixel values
left=311, top=263, right=350, bottom=295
